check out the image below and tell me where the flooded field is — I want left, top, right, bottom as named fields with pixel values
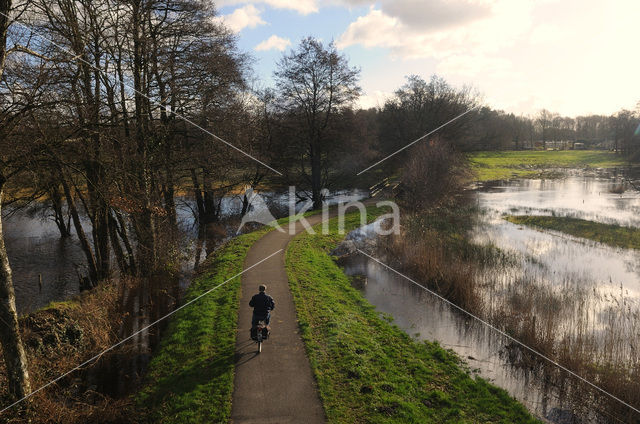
left=4, top=188, right=368, bottom=314
left=8, top=172, right=640, bottom=421
left=344, top=170, right=640, bottom=423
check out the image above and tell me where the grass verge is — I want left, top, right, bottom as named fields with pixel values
left=469, top=150, right=628, bottom=181
left=135, top=226, right=276, bottom=423
left=505, top=215, right=640, bottom=250
left=285, top=208, right=539, bottom=423
left=134, top=212, right=319, bottom=423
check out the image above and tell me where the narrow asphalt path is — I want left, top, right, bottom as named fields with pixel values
left=231, top=214, right=328, bottom=424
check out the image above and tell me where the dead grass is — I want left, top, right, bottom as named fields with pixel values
left=0, top=278, right=143, bottom=423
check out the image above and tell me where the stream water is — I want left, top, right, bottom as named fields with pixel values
left=343, top=169, right=640, bottom=423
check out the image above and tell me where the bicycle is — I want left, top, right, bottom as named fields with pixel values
left=251, top=320, right=269, bottom=353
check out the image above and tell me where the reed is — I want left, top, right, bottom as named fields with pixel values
left=386, top=206, right=640, bottom=422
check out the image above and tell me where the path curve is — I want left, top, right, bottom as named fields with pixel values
left=231, top=214, right=328, bottom=423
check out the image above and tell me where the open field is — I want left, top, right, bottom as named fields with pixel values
left=285, top=209, right=539, bottom=423
left=469, top=150, right=629, bottom=181
left=505, top=215, right=640, bottom=250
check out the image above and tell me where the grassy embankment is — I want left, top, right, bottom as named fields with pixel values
left=469, top=150, right=628, bottom=181
left=506, top=215, right=640, bottom=250
left=135, top=211, right=322, bottom=423
left=285, top=208, right=539, bottom=423
left=135, top=228, right=267, bottom=423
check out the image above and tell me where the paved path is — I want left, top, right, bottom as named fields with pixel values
left=230, top=215, right=327, bottom=424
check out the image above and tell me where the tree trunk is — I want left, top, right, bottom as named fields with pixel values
left=60, top=172, right=99, bottom=285
left=130, top=0, right=157, bottom=276
left=108, top=211, right=129, bottom=275
left=114, top=211, right=136, bottom=274
left=310, top=140, right=323, bottom=209
left=191, top=169, right=205, bottom=220
left=163, top=168, right=177, bottom=227
left=191, top=169, right=219, bottom=224
left=49, top=184, right=71, bottom=238
left=0, top=176, right=31, bottom=400
left=202, top=178, right=218, bottom=224
left=0, top=0, right=31, bottom=400
left=133, top=210, right=156, bottom=276
left=241, top=192, right=250, bottom=216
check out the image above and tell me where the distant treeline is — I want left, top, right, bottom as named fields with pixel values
left=356, top=80, right=640, bottom=154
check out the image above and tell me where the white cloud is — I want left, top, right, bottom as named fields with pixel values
left=336, top=10, right=400, bottom=50
left=333, top=0, right=491, bottom=29
left=215, top=0, right=318, bottom=15
left=337, top=0, right=534, bottom=59
left=381, top=0, right=490, bottom=30
left=255, top=35, right=292, bottom=51
left=264, top=0, right=318, bottom=14
left=216, top=4, right=266, bottom=32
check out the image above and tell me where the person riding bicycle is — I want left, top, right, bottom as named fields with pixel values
left=250, top=284, right=275, bottom=328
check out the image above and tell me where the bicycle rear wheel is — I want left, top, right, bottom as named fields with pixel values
left=258, top=341, right=262, bottom=353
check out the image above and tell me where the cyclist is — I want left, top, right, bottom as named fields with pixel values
left=249, top=284, right=275, bottom=328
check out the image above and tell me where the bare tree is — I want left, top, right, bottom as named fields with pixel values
left=0, top=0, right=31, bottom=400
left=397, top=138, right=470, bottom=211
left=379, top=75, right=479, bottom=157
left=275, top=37, right=361, bottom=209
left=536, top=109, right=554, bottom=150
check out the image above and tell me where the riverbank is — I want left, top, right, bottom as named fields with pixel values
left=0, top=279, right=132, bottom=423
left=469, top=150, right=629, bottom=181
left=505, top=215, right=640, bottom=250
left=285, top=210, right=538, bottom=423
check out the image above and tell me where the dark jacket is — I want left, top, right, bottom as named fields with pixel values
left=249, top=292, right=275, bottom=315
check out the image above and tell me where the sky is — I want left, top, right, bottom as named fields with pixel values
left=213, top=0, right=640, bottom=118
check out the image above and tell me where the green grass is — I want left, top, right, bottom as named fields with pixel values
left=505, top=215, right=640, bottom=250
left=469, top=150, right=628, bottom=181
left=134, top=211, right=321, bottom=423
left=135, top=228, right=269, bottom=423
left=40, top=299, right=79, bottom=311
left=285, top=208, right=539, bottom=423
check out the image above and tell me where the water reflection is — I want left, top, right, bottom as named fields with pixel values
left=84, top=275, right=180, bottom=397
left=4, top=209, right=87, bottom=313
left=475, top=174, right=640, bottom=227
left=473, top=176, right=640, bottom=338
left=343, top=254, right=611, bottom=423
left=342, top=173, right=640, bottom=423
